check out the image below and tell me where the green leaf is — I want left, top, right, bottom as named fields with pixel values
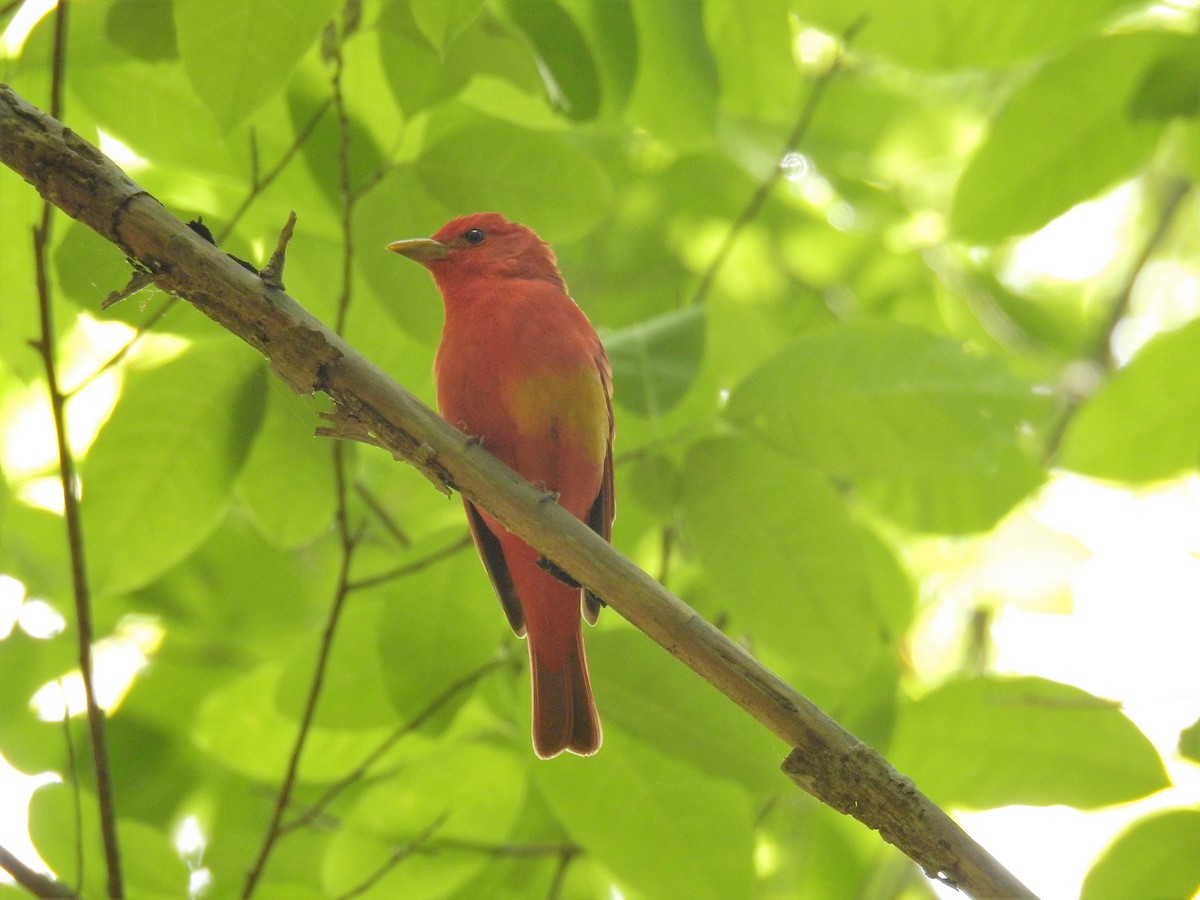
left=70, top=57, right=242, bottom=177
left=324, top=742, right=527, bottom=899
left=375, top=542, right=505, bottom=722
left=409, top=0, right=486, bottom=53
left=1179, top=715, right=1200, bottom=764
left=888, top=676, right=1170, bottom=809
left=416, top=119, right=613, bottom=242
left=105, top=0, right=178, bottom=62
left=0, top=166, right=46, bottom=381
left=82, top=340, right=267, bottom=596
left=1081, top=808, right=1200, bottom=900
left=193, top=663, right=393, bottom=784
left=606, top=306, right=705, bottom=418
left=559, top=0, right=638, bottom=114
left=29, top=783, right=188, bottom=899
left=238, top=388, right=337, bottom=550
left=625, top=453, right=683, bottom=519
left=503, top=0, right=602, bottom=121
left=682, top=436, right=901, bottom=685
left=626, top=0, right=718, bottom=148
left=175, top=0, right=341, bottom=129
left=1059, top=319, right=1200, bottom=482
left=1128, top=34, right=1200, bottom=121
left=725, top=322, right=1049, bottom=532
left=952, top=32, right=1181, bottom=242
left=589, top=630, right=785, bottom=795
left=146, top=512, right=328, bottom=650
left=536, top=739, right=754, bottom=900
left=704, top=0, right=797, bottom=120
left=276, top=598, right=400, bottom=730
left=54, top=219, right=143, bottom=313
left=376, top=0, right=470, bottom=114
left=789, top=0, right=1139, bottom=71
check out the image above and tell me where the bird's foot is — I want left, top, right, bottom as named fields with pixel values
left=537, top=556, right=580, bottom=588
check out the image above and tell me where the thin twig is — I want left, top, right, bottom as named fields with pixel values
left=336, top=812, right=449, bottom=900
left=1090, top=177, right=1191, bottom=368
left=260, top=211, right=298, bottom=290
left=354, top=483, right=412, bottom=548
left=0, top=0, right=25, bottom=23
left=656, top=525, right=675, bottom=587
left=1042, top=177, right=1192, bottom=462
left=281, top=655, right=511, bottom=834
left=29, top=3, right=123, bottom=897
left=241, top=13, right=367, bottom=895
left=238, top=503, right=360, bottom=899
left=688, top=16, right=867, bottom=308
left=346, top=531, right=473, bottom=592
left=61, top=707, right=82, bottom=891
left=428, top=837, right=581, bottom=858
left=218, top=100, right=331, bottom=245
left=63, top=298, right=172, bottom=398
left=546, top=844, right=580, bottom=900
left=0, top=842, right=80, bottom=900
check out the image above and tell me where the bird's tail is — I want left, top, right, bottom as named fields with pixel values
left=529, top=625, right=602, bottom=759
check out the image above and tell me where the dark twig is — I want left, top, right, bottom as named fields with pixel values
left=1043, top=177, right=1192, bottom=461
left=281, top=655, right=510, bottom=834
left=63, top=298, right=172, bottom=398
left=0, top=0, right=25, bottom=23
left=336, top=813, right=449, bottom=900
left=28, top=3, right=123, bottom=897
left=61, top=708, right=83, bottom=891
left=0, top=842, right=80, bottom=899
left=346, top=531, right=474, bottom=592
left=688, top=16, right=866, bottom=308
left=220, top=99, right=331, bottom=246
left=546, top=844, right=580, bottom=900
left=238, top=500, right=361, bottom=899
left=354, top=483, right=412, bottom=548
left=1090, top=177, right=1192, bottom=369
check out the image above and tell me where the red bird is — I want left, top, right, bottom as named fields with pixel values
left=388, top=213, right=614, bottom=758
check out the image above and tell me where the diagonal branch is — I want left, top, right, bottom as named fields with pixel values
left=0, top=83, right=1037, bottom=900
left=0, top=842, right=81, bottom=900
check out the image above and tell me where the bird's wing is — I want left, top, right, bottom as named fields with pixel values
left=584, top=349, right=615, bottom=624
left=464, top=500, right=525, bottom=636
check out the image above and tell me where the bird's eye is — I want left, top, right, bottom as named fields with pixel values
left=462, top=228, right=486, bottom=245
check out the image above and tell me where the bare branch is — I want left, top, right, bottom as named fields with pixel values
left=0, top=83, right=1037, bottom=900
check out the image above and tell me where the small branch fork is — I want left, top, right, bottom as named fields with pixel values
left=0, top=64, right=1036, bottom=900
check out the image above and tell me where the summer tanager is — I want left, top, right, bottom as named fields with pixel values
left=388, top=212, right=613, bottom=758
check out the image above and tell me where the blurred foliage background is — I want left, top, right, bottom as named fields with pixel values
left=2, top=0, right=1199, bottom=898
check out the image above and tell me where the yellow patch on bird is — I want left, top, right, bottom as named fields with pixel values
left=506, top=367, right=609, bottom=463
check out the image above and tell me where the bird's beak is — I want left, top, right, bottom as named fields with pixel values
left=387, top=237, right=450, bottom=262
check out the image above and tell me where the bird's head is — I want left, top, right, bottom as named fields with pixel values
left=387, top=212, right=565, bottom=292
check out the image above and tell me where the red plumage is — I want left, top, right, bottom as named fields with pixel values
left=389, top=213, right=614, bottom=758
